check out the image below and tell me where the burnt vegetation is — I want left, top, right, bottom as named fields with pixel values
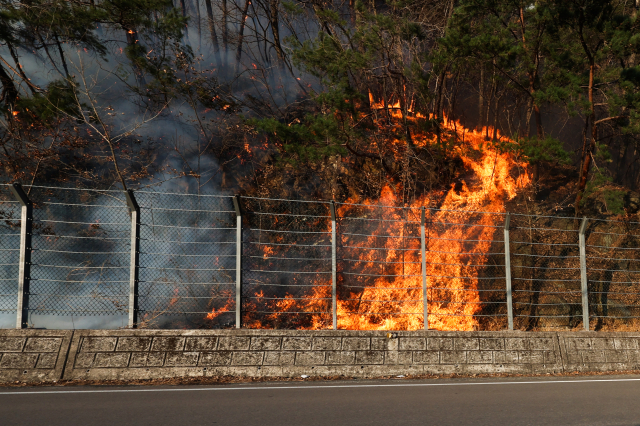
left=5, top=0, right=640, bottom=331
left=0, top=0, right=639, bottom=216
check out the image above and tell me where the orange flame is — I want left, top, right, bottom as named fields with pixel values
left=206, top=97, right=530, bottom=331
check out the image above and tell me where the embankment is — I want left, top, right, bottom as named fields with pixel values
left=1, top=329, right=639, bottom=383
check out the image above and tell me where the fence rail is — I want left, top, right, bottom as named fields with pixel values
left=1, top=183, right=640, bottom=331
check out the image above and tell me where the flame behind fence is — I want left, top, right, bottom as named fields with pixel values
left=2, top=185, right=640, bottom=331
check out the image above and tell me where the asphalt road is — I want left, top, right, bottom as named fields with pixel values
left=1, top=376, right=640, bottom=425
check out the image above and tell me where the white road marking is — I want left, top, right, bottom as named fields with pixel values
left=1, top=377, right=640, bottom=395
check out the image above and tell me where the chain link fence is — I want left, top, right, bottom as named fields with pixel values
left=135, top=191, right=236, bottom=328
left=2, top=184, right=640, bottom=331
left=0, top=186, right=21, bottom=316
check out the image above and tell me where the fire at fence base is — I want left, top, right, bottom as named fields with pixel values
left=1, top=329, right=640, bottom=383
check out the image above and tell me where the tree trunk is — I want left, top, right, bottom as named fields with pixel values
left=204, top=0, right=223, bottom=68
left=575, top=64, right=596, bottom=215
left=269, top=0, right=285, bottom=64
left=180, top=0, right=191, bottom=44
left=126, top=29, right=147, bottom=86
left=0, top=62, right=18, bottom=109
left=53, top=33, right=70, bottom=79
left=222, top=0, right=229, bottom=52
left=234, top=0, right=251, bottom=74
left=478, top=66, right=485, bottom=131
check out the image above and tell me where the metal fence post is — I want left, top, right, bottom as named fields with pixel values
left=579, top=217, right=589, bottom=331
left=504, top=213, right=513, bottom=331
left=125, top=190, right=140, bottom=328
left=233, top=196, right=242, bottom=329
left=10, top=183, right=32, bottom=329
left=330, top=201, right=337, bottom=330
left=421, top=206, right=429, bottom=330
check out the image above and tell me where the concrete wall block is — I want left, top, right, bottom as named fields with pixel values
left=440, top=351, right=466, bottom=364
left=24, top=338, right=62, bottom=353
left=371, top=338, right=386, bottom=351
left=518, top=351, right=543, bottom=364
left=263, top=351, right=295, bottom=366
left=494, top=351, right=518, bottom=364
left=151, top=337, right=186, bottom=352
left=147, top=352, right=166, bottom=367
left=479, top=338, right=504, bottom=351
left=94, top=352, right=131, bottom=368
left=165, top=352, right=199, bottom=367
left=355, top=351, right=384, bottom=365
left=543, top=351, right=556, bottom=364
left=282, top=337, right=312, bottom=351
left=232, top=351, right=264, bottom=366
left=529, top=338, right=555, bottom=351
left=386, top=338, right=399, bottom=351
left=604, top=350, right=628, bottom=363
left=397, top=351, right=413, bottom=365
left=343, top=338, right=371, bottom=351
left=295, top=351, right=325, bottom=366
left=413, top=351, right=439, bottom=364
left=325, top=351, right=356, bottom=365
left=626, top=348, right=640, bottom=365
left=427, top=337, right=453, bottom=351
left=250, top=337, right=282, bottom=351
left=467, top=351, right=493, bottom=364
left=454, top=338, right=479, bottom=351
left=0, top=337, right=25, bottom=352
left=81, top=337, right=117, bottom=352
left=505, top=338, right=529, bottom=350
left=570, top=337, right=593, bottom=350
left=565, top=350, right=582, bottom=365
left=36, top=353, right=58, bottom=369
left=399, top=338, right=426, bottom=351
left=581, top=350, right=606, bottom=363
left=218, top=337, right=251, bottom=351
left=0, top=353, right=38, bottom=369
left=185, top=337, right=218, bottom=352
left=590, top=338, right=616, bottom=350
left=199, top=352, right=232, bottom=366
left=117, top=337, right=152, bottom=352
left=312, top=337, right=342, bottom=351
left=129, top=353, right=148, bottom=367
left=384, top=351, right=398, bottom=364
left=614, top=338, right=639, bottom=350
left=128, top=352, right=167, bottom=367
left=74, top=353, right=96, bottom=368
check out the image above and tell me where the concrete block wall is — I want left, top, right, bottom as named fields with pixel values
left=0, top=330, right=73, bottom=382
left=1, top=329, right=640, bottom=383
left=560, top=334, right=640, bottom=372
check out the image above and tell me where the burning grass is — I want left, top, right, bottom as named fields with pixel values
left=206, top=111, right=532, bottom=331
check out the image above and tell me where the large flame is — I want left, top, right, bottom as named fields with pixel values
left=208, top=96, right=530, bottom=331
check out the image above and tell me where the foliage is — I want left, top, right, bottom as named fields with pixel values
left=496, top=135, right=571, bottom=165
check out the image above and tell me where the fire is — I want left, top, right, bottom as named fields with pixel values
left=206, top=96, right=530, bottom=331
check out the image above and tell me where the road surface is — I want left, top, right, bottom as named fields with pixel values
left=1, top=375, right=640, bottom=425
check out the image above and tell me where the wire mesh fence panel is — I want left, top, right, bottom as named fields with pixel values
left=136, top=192, right=236, bottom=328
left=338, top=203, right=423, bottom=330
left=586, top=219, right=640, bottom=331
left=0, top=185, right=21, bottom=318
left=426, top=209, right=507, bottom=331
left=27, top=186, right=130, bottom=317
left=241, top=198, right=332, bottom=329
left=509, top=214, right=582, bottom=330
left=5, top=184, right=640, bottom=331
